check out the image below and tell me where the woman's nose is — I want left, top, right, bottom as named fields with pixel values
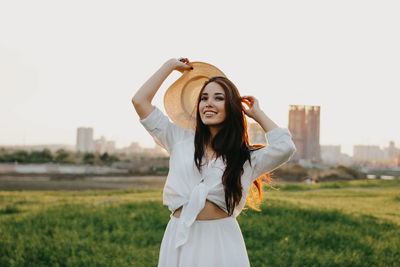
left=206, top=99, right=214, bottom=106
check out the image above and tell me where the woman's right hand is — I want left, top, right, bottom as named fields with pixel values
left=164, top=58, right=193, bottom=73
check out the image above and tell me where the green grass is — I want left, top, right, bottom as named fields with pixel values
left=264, top=179, right=400, bottom=225
left=0, top=201, right=166, bottom=266
left=1, top=179, right=399, bottom=266
left=274, top=179, right=400, bottom=191
left=240, top=201, right=399, bottom=266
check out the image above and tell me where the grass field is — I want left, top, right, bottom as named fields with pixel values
left=1, top=179, right=399, bottom=266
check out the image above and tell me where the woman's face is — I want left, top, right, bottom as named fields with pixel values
left=198, top=82, right=227, bottom=126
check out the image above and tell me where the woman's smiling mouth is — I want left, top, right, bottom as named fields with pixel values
left=204, top=111, right=217, bottom=117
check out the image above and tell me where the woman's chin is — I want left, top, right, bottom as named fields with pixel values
left=203, top=120, right=218, bottom=125
left=202, top=120, right=224, bottom=127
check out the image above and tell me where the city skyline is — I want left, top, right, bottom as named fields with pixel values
left=2, top=123, right=399, bottom=159
left=2, top=114, right=398, bottom=156
left=1, top=1, right=399, bottom=156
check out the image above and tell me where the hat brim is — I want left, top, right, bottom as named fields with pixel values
left=164, top=62, right=226, bottom=130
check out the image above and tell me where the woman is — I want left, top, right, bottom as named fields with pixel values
left=132, top=58, right=296, bottom=266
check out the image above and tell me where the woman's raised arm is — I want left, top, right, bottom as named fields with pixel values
left=241, top=95, right=279, bottom=132
left=132, top=58, right=192, bottom=120
left=242, top=96, right=296, bottom=180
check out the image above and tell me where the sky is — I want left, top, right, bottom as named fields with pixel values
left=0, top=0, right=399, bottom=156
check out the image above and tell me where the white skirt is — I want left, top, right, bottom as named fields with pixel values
left=158, top=215, right=251, bottom=267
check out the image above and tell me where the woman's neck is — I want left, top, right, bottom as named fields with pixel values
left=208, top=125, right=221, bottom=140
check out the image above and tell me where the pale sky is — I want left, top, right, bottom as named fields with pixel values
left=0, top=0, right=399, bottom=156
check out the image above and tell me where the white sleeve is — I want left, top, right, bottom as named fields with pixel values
left=139, top=106, right=192, bottom=154
left=250, top=127, right=296, bottom=181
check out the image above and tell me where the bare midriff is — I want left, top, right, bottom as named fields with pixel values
left=173, top=199, right=230, bottom=220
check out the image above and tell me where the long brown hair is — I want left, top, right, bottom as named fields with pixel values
left=194, top=76, right=272, bottom=215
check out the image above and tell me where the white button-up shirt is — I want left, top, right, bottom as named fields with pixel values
left=139, top=106, right=296, bottom=248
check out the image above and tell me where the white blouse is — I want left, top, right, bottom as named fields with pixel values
left=139, top=106, right=296, bottom=248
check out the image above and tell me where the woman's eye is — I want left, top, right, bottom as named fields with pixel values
left=201, top=96, right=224, bottom=101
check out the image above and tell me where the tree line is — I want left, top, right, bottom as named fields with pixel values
left=0, top=148, right=120, bottom=166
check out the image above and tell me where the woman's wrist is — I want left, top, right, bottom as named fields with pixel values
left=251, top=110, right=265, bottom=122
left=253, top=110, right=279, bottom=133
left=162, top=59, right=176, bottom=72
left=163, top=58, right=192, bottom=73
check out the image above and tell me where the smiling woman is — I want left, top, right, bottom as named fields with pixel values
left=132, top=58, right=296, bottom=266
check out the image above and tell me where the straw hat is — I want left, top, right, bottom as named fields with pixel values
left=164, top=61, right=226, bottom=130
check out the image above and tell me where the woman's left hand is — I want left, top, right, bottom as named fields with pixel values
left=241, top=95, right=262, bottom=120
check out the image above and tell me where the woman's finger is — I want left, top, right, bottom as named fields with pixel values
left=242, top=100, right=252, bottom=108
left=178, top=57, right=189, bottom=64
left=246, top=96, right=256, bottom=101
left=177, top=61, right=193, bottom=71
left=244, top=98, right=253, bottom=105
left=242, top=95, right=256, bottom=103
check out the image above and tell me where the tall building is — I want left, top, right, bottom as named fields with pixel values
left=76, top=127, right=94, bottom=153
left=288, top=105, right=321, bottom=162
left=288, top=105, right=306, bottom=160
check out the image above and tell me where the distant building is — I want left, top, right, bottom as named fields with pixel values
left=337, top=153, right=353, bottom=166
left=353, top=141, right=400, bottom=166
left=288, top=105, right=321, bottom=162
left=248, top=122, right=267, bottom=145
left=121, top=142, right=142, bottom=154
left=118, top=142, right=167, bottom=156
left=94, top=136, right=107, bottom=154
left=320, top=145, right=341, bottom=164
left=76, top=127, right=94, bottom=153
left=384, top=141, right=399, bottom=160
left=93, top=136, right=116, bottom=154
left=106, top=141, right=116, bottom=154
left=395, top=153, right=400, bottom=167
left=353, top=145, right=383, bottom=161
left=320, top=145, right=353, bottom=166
left=143, top=145, right=168, bottom=156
